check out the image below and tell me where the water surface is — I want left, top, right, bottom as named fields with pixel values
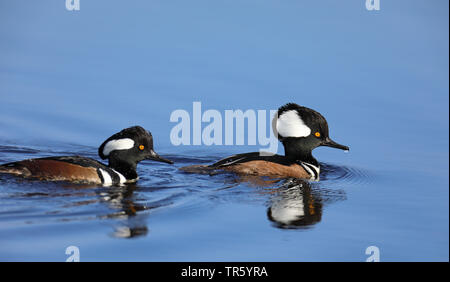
left=0, top=1, right=448, bottom=261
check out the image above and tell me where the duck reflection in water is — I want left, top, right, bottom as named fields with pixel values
left=97, top=176, right=345, bottom=234
left=6, top=162, right=349, bottom=236
left=266, top=179, right=322, bottom=229
left=97, top=184, right=150, bottom=238
left=64, top=182, right=152, bottom=238
left=230, top=175, right=346, bottom=229
left=7, top=179, right=151, bottom=239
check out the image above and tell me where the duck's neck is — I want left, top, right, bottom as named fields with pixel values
left=282, top=141, right=319, bottom=167
left=108, top=159, right=138, bottom=181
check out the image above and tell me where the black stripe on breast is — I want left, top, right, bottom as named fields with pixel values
left=97, top=169, right=105, bottom=183
left=300, top=162, right=319, bottom=180
left=96, top=167, right=121, bottom=185
left=106, top=168, right=121, bottom=184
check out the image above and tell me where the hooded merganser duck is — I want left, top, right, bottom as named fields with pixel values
left=0, top=126, right=173, bottom=185
left=180, top=103, right=349, bottom=180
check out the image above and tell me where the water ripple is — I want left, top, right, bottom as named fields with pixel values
left=0, top=146, right=372, bottom=236
left=320, top=162, right=372, bottom=186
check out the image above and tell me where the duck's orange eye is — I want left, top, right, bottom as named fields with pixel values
left=139, top=145, right=145, bottom=150
left=314, top=132, right=321, bottom=137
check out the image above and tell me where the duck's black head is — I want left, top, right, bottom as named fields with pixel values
left=98, top=126, right=173, bottom=179
left=273, top=103, right=349, bottom=164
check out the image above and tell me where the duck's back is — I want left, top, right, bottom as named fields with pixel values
left=181, top=152, right=312, bottom=179
left=0, top=156, right=110, bottom=184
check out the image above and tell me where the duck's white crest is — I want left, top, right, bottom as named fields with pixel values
left=102, top=138, right=135, bottom=157
left=276, top=110, right=311, bottom=138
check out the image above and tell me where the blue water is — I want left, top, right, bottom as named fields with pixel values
left=0, top=1, right=448, bottom=261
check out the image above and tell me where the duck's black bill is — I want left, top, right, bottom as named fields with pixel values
left=146, top=150, right=174, bottom=164
left=321, top=137, right=349, bottom=151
